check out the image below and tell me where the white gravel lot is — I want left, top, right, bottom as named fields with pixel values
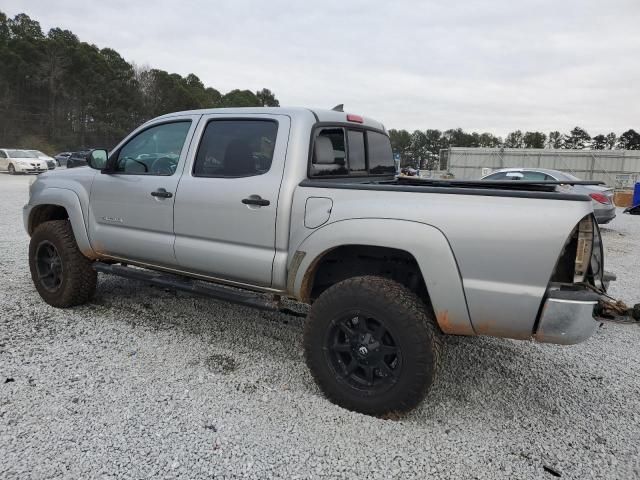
left=1, top=173, right=639, bottom=479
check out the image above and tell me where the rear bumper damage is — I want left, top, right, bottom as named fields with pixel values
left=534, top=285, right=640, bottom=345
left=534, top=289, right=601, bottom=345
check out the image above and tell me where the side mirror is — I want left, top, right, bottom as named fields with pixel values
left=88, top=149, right=108, bottom=170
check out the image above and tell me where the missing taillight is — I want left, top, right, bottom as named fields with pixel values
left=574, top=216, right=594, bottom=282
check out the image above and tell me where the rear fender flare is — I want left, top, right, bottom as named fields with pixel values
left=291, top=218, right=474, bottom=335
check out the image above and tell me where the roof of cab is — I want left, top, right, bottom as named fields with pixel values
left=152, top=106, right=386, bottom=132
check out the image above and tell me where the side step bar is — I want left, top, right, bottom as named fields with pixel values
left=93, top=262, right=281, bottom=312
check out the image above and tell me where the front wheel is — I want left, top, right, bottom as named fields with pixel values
left=304, top=276, right=442, bottom=415
left=29, top=220, right=97, bottom=308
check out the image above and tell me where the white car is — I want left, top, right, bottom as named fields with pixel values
left=0, top=149, right=48, bottom=174
left=27, top=150, right=57, bottom=169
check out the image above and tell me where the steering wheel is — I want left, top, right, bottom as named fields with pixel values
left=151, top=156, right=176, bottom=176
left=121, top=156, right=148, bottom=172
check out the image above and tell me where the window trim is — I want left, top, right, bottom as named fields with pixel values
left=106, top=120, right=193, bottom=176
left=308, top=122, right=395, bottom=179
left=191, top=118, right=280, bottom=179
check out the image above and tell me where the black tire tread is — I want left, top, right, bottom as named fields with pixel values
left=304, top=275, right=442, bottom=415
left=29, top=220, right=96, bottom=308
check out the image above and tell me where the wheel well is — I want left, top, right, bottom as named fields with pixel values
left=29, top=205, right=69, bottom=235
left=303, top=245, right=429, bottom=303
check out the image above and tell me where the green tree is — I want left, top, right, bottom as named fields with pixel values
left=443, top=128, right=478, bottom=147
left=504, top=130, right=524, bottom=148
left=523, top=131, right=546, bottom=148
left=478, top=132, right=502, bottom=147
left=591, top=134, right=607, bottom=150
left=546, top=131, right=564, bottom=148
left=564, top=126, right=590, bottom=149
left=256, top=88, right=279, bottom=107
left=221, top=89, right=261, bottom=107
left=410, top=130, right=429, bottom=168
left=0, top=10, right=280, bottom=150
left=617, top=129, right=640, bottom=150
left=388, top=129, right=412, bottom=164
left=605, top=132, right=617, bottom=149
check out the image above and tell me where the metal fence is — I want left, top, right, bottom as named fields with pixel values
left=440, top=148, right=640, bottom=189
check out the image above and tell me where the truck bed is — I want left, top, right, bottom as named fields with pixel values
left=299, top=177, right=603, bottom=201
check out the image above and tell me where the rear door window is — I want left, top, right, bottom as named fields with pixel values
left=484, top=172, right=509, bottom=180
left=193, top=119, right=278, bottom=177
left=519, top=171, right=549, bottom=181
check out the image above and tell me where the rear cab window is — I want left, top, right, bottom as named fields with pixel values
left=310, top=125, right=395, bottom=178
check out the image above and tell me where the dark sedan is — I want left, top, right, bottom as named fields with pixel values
left=66, top=150, right=92, bottom=169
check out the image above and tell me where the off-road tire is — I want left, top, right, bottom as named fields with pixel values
left=8, top=163, right=16, bottom=175
left=29, top=220, right=97, bottom=307
left=304, top=275, right=442, bottom=415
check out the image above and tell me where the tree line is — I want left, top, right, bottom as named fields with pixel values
left=0, top=11, right=280, bottom=152
left=3, top=10, right=639, bottom=164
left=390, top=126, right=640, bottom=169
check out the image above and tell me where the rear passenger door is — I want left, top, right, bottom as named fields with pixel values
left=0, top=150, right=7, bottom=170
left=173, top=114, right=290, bottom=287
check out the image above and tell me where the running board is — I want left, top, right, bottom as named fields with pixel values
left=93, top=262, right=280, bottom=312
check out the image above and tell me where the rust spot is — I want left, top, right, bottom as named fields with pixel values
left=298, top=253, right=325, bottom=303
left=473, top=319, right=498, bottom=335
left=436, top=310, right=469, bottom=335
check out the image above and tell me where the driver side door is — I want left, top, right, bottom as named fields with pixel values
left=88, top=116, right=200, bottom=267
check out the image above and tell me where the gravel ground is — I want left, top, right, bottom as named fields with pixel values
left=1, top=173, right=639, bottom=479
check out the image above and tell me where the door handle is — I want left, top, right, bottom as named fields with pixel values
left=150, top=188, right=173, bottom=198
left=242, top=196, right=270, bottom=206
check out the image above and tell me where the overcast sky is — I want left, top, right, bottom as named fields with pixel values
left=5, top=1, right=640, bottom=137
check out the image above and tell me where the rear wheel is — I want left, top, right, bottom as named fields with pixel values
left=8, top=163, right=16, bottom=175
left=304, top=276, right=442, bottom=415
left=29, top=220, right=97, bottom=307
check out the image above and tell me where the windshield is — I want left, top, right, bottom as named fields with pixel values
left=28, top=150, right=47, bottom=157
left=7, top=150, right=37, bottom=158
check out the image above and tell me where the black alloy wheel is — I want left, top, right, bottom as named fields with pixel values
left=326, top=313, right=402, bottom=392
left=35, top=240, right=64, bottom=292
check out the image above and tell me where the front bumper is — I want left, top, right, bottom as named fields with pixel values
left=15, top=163, right=47, bottom=173
left=534, top=289, right=600, bottom=345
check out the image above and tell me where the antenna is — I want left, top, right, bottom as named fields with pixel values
left=331, top=104, right=344, bottom=112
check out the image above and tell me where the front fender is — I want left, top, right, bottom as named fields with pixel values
left=24, top=187, right=96, bottom=259
left=290, top=218, right=474, bottom=336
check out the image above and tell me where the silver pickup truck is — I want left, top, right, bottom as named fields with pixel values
left=24, top=107, right=613, bottom=415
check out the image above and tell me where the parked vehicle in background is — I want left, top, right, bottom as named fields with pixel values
left=54, top=152, right=72, bottom=167
left=24, top=107, right=618, bottom=415
left=0, top=149, right=48, bottom=174
left=27, top=150, right=57, bottom=170
left=66, top=150, right=92, bottom=169
left=481, top=168, right=616, bottom=224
